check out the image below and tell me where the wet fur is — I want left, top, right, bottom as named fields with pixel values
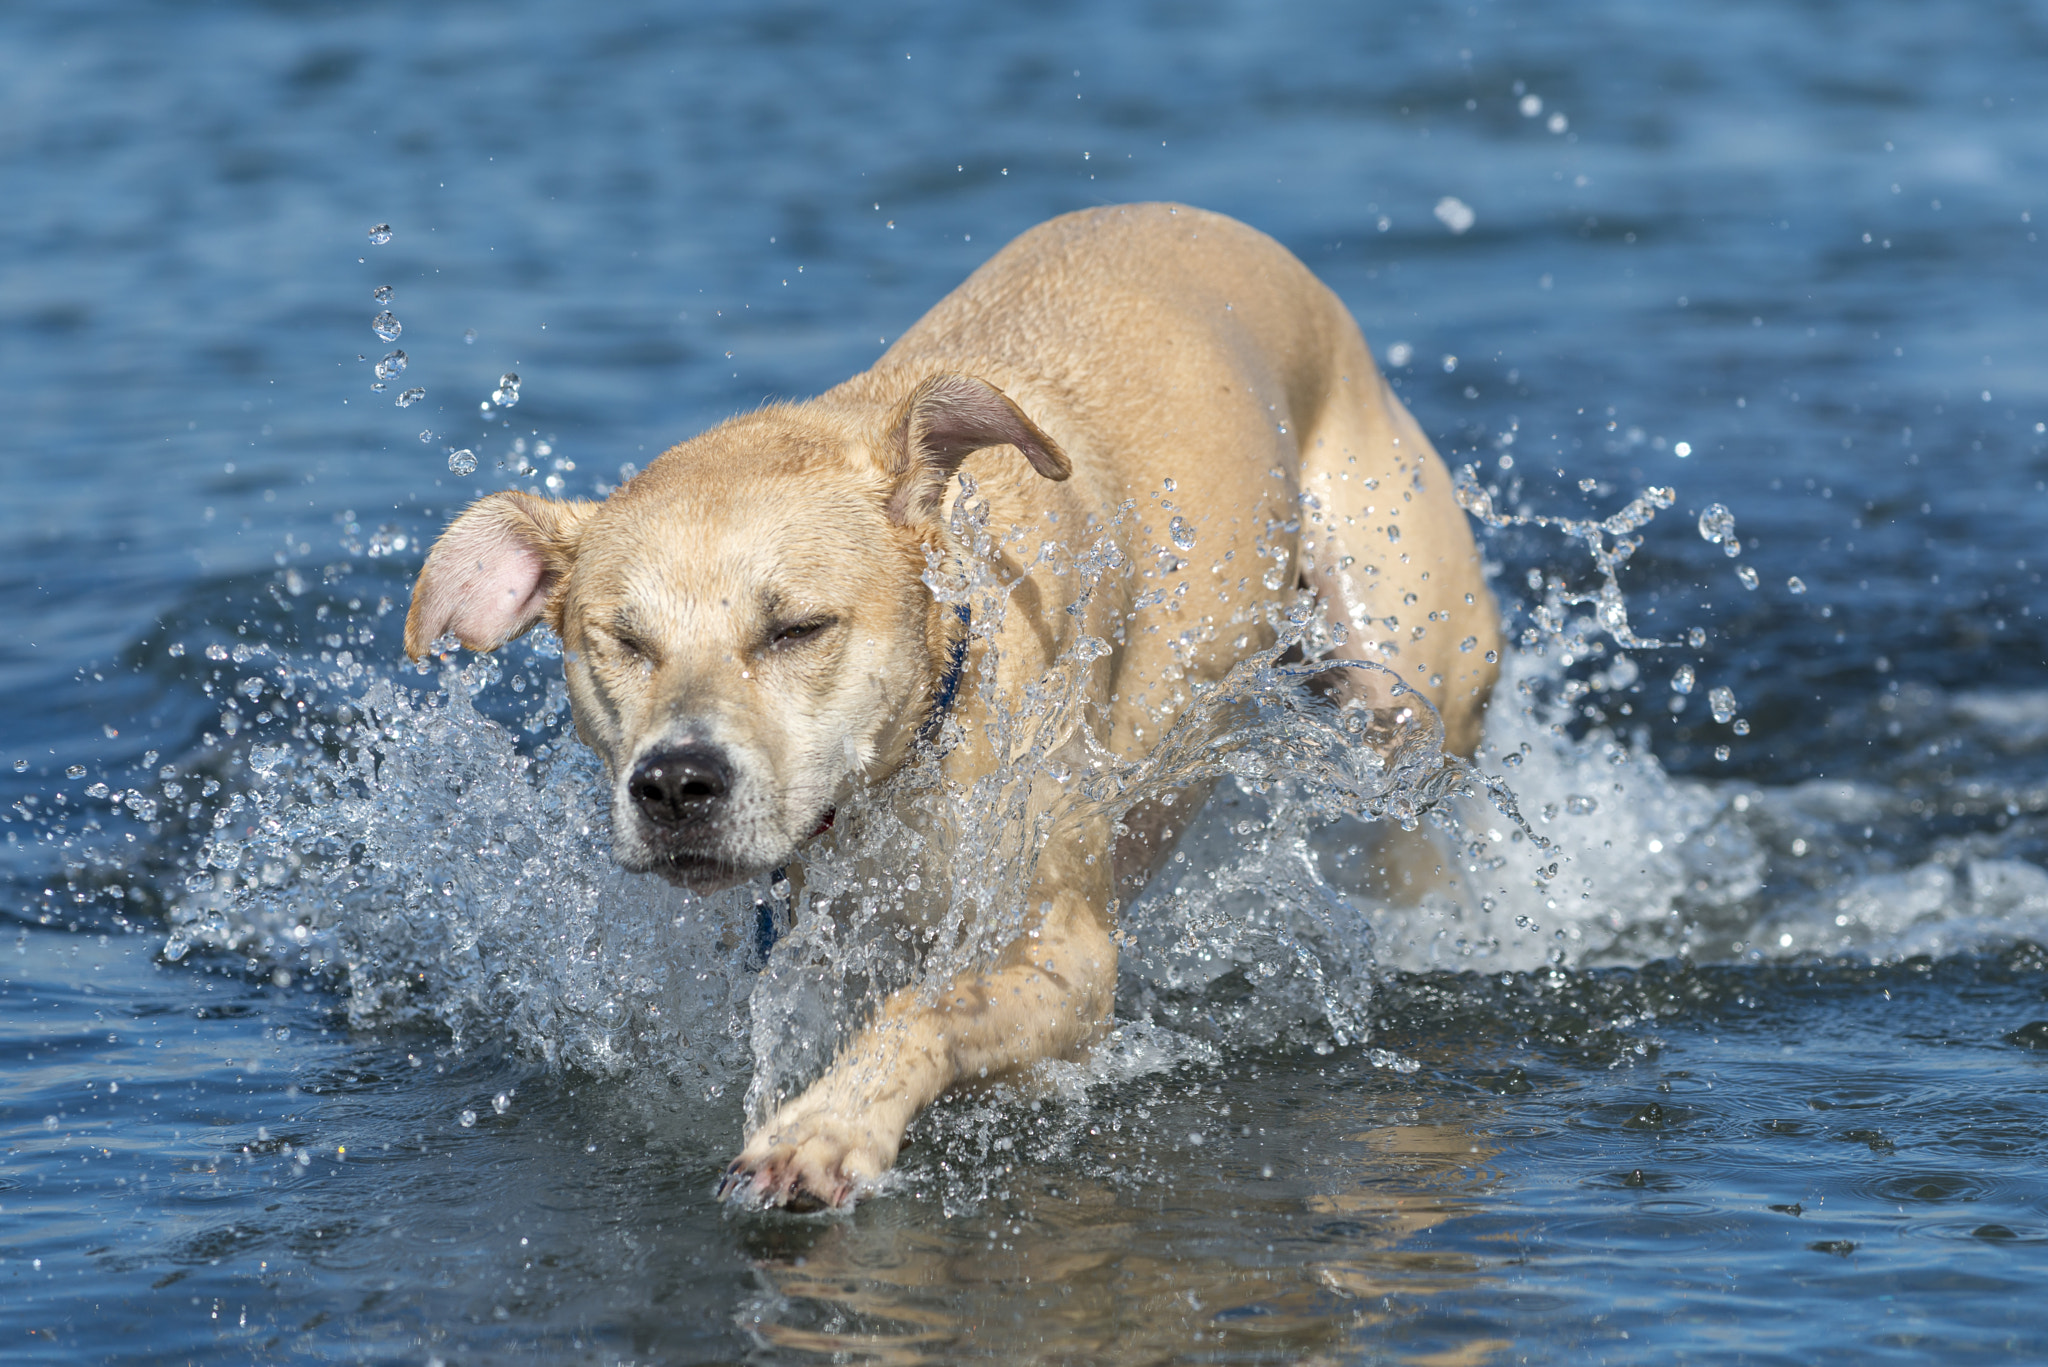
left=405, top=204, right=1500, bottom=1208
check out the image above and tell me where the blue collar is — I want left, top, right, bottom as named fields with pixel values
left=918, top=602, right=972, bottom=747
left=755, top=603, right=970, bottom=963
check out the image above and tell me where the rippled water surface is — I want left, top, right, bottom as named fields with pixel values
left=6, top=1, right=2048, bottom=1362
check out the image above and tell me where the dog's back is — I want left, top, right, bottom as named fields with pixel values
left=835, top=202, right=1499, bottom=756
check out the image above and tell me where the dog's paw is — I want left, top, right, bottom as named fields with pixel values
left=720, top=1109, right=898, bottom=1212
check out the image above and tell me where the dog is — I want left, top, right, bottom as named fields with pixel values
left=403, top=203, right=1499, bottom=1209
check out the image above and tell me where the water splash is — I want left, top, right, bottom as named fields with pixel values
left=125, top=461, right=2046, bottom=1142
left=1453, top=463, right=1673, bottom=649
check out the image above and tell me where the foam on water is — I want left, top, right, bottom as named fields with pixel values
left=132, top=467, right=2048, bottom=1126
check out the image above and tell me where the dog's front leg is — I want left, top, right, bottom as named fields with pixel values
left=725, top=885, right=1116, bottom=1209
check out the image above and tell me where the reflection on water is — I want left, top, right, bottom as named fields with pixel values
left=745, top=1094, right=1507, bottom=1365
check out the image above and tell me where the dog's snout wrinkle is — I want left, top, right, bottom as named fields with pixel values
left=629, top=744, right=734, bottom=828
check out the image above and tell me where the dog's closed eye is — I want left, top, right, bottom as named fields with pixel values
left=769, top=618, right=835, bottom=649
left=607, top=629, right=654, bottom=662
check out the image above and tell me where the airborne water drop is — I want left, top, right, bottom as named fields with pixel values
left=1697, top=502, right=1736, bottom=547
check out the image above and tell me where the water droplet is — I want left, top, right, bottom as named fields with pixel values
left=1385, top=341, right=1413, bottom=367
left=374, top=349, right=407, bottom=381
left=86, top=782, right=110, bottom=799
left=10, top=759, right=25, bottom=773
left=1671, top=664, right=1695, bottom=694
left=1433, top=196, right=1476, bottom=235
left=440, top=879, right=456, bottom=896
left=367, top=223, right=393, bottom=245
left=1168, top=516, right=1196, bottom=551
left=1732, top=719, right=1751, bottom=736
left=463, top=328, right=477, bottom=344
left=1674, top=441, right=1692, bottom=457
left=1714, top=744, right=1731, bottom=762
left=1708, top=685, right=1738, bottom=724
left=1736, top=564, right=1759, bottom=590
left=372, top=311, right=402, bottom=342
left=372, top=285, right=393, bottom=303
left=493, top=1091, right=511, bottom=1115
left=396, top=387, right=426, bottom=408
left=1386, top=523, right=1401, bottom=544
left=447, top=449, right=478, bottom=476
left=1686, top=627, right=1707, bottom=649
left=66, top=764, right=85, bottom=779
left=419, top=429, right=434, bottom=443
left=459, top=1109, right=477, bottom=1128
left=491, top=372, right=521, bottom=407
left=1787, top=575, right=1807, bottom=595
left=1697, top=502, right=1736, bottom=546
left=1564, top=793, right=1598, bottom=815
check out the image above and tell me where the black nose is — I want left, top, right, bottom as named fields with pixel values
left=629, top=745, right=734, bottom=828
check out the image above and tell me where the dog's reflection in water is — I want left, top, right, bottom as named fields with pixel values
left=736, top=1096, right=1511, bottom=1366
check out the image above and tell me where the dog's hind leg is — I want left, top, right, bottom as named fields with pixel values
left=1293, top=332, right=1500, bottom=760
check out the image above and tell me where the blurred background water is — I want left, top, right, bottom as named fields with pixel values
left=5, top=1, right=2048, bottom=1362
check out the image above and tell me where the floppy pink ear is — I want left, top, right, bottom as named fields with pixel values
left=884, top=373, right=1070, bottom=524
left=403, top=491, right=598, bottom=658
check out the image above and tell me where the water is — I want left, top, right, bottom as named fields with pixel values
left=6, top=0, right=2048, bottom=1361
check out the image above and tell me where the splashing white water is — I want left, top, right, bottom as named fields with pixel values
left=151, top=465, right=2048, bottom=1117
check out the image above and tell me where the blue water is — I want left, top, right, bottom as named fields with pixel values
left=6, top=1, right=2048, bottom=1361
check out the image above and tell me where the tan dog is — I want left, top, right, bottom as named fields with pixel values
left=404, top=203, right=1499, bottom=1208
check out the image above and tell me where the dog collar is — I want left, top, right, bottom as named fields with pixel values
left=917, top=602, right=972, bottom=747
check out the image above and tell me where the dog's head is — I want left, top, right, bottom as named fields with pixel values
left=403, top=374, right=1068, bottom=891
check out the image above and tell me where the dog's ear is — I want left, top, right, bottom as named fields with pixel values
left=404, top=491, right=598, bottom=659
left=883, top=373, right=1070, bottom=524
